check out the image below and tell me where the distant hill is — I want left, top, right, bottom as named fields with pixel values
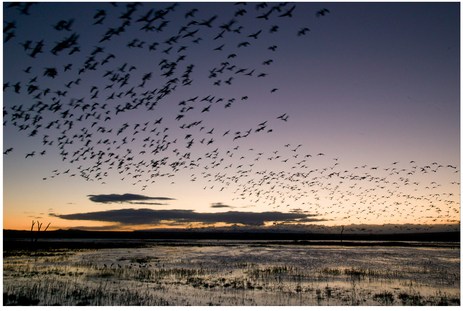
left=3, top=229, right=460, bottom=242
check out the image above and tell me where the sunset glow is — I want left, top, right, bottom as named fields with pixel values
left=3, top=2, right=460, bottom=234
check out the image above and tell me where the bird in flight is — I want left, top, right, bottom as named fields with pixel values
left=316, top=8, right=330, bottom=17
left=198, top=15, right=218, bottom=28
left=277, top=113, right=288, bottom=121
left=298, top=28, right=310, bottom=36
left=279, top=5, right=296, bottom=17
left=3, top=148, right=13, bottom=155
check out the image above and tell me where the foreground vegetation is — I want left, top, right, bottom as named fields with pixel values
left=3, top=242, right=460, bottom=306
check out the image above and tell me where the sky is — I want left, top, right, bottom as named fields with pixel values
left=2, top=1, right=460, bottom=233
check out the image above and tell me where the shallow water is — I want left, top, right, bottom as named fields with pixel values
left=3, top=242, right=460, bottom=306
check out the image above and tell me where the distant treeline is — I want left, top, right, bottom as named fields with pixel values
left=3, top=229, right=460, bottom=242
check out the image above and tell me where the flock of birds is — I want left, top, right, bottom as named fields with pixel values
left=3, top=2, right=460, bottom=229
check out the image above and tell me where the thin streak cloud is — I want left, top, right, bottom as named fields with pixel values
left=87, top=193, right=176, bottom=204
left=210, top=202, right=236, bottom=209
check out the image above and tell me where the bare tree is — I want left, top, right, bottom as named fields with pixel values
left=30, top=220, right=51, bottom=243
left=31, top=220, right=35, bottom=243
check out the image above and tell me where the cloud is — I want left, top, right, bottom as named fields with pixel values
left=210, top=202, right=235, bottom=209
left=24, top=211, right=45, bottom=219
left=127, top=202, right=170, bottom=206
left=64, top=225, right=129, bottom=231
left=210, top=202, right=254, bottom=209
left=50, top=208, right=320, bottom=226
left=87, top=193, right=175, bottom=204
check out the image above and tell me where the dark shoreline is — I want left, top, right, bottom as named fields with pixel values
left=3, top=229, right=461, bottom=242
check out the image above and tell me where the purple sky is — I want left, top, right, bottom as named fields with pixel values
left=2, top=2, right=460, bottom=232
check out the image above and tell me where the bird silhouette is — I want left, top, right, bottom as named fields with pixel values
left=198, top=15, right=218, bottom=27
left=279, top=5, right=296, bottom=17
left=316, top=8, right=330, bottom=17
left=3, top=148, right=13, bottom=155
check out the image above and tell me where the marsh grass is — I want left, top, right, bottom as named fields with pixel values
left=3, top=244, right=460, bottom=306
left=398, top=292, right=424, bottom=306
left=373, top=291, right=395, bottom=305
left=320, top=267, right=403, bottom=278
left=246, top=265, right=300, bottom=276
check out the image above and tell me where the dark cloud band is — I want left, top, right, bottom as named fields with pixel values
left=50, top=208, right=319, bottom=226
left=88, top=193, right=175, bottom=204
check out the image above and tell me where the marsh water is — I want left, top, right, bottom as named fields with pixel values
left=3, top=240, right=460, bottom=306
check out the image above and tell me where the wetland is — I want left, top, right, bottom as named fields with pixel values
left=2, top=237, right=460, bottom=306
